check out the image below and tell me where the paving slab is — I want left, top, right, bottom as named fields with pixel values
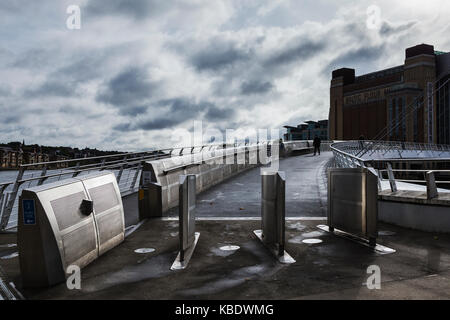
left=167, top=152, right=332, bottom=218
left=2, top=218, right=450, bottom=300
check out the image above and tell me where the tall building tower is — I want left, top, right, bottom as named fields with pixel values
left=329, top=68, right=354, bottom=140
left=328, top=43, right=448, bottom=143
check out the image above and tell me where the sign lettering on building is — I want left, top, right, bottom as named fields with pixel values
left=344, top=88, right=388, bottom=106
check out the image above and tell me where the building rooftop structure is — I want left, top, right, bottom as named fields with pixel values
left=330, top=44, right=450, bottom=143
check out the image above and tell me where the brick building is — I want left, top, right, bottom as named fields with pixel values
left=0, top=147, right=23, bottom=168
left=284, top=120, right=328, bottom=141
left=329, top=44, right=450, bottom=143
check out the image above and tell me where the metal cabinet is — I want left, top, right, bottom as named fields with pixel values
left=327, top=168, right=378, bottom=244
left=18, top=171, right=124, bottom=287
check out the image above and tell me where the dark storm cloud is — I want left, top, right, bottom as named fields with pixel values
left=189, top=42, right=251, bottom=72
left=113, top=123, right=133, bottom=132
left=52, top=57, right=104, bottom=83
left=114, top=97, right=235, bottom=131
left=240, top=80, right=274, bottom=95
left=85, top=0, right=169, bottom=20
left=379, top=21, right=417, bottom=37
left=205, top=105, right=235, bottom=120
left=264, top=39, right=326, bottom=68
left=137, top=98, right=212, bottom=130
left=119, top=105, right=148, bottom=116
left=12, top=49, right=56, bottom=70
left=96, top=67, right=160, bottom=107
left=1, top=114, right=19, bottom=124
left=0, top=87, right=11, bottom=96
left=24, top=80, right=78, bottom=97
left=323, top=44, right=386, bottom=75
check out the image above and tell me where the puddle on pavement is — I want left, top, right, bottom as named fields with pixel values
left=0, top=244, right=17, bottom=248
left=1, top=252, right=19, bottom=259
left=301, top=231, right=324, bottom=238
left=379, top=230, right=396, bottom=236
left=220, top=245, right=240, bottom=251
left=302, top=239, right=323, bottom=244
left=288, top=236, right=304, bottom=244
left=287, top=222, right=306, bottom=231
left=134, top=248, right=156, bottom=254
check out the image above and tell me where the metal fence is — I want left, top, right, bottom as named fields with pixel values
left=0, top=141, right=277, bottom=231
left=331, top=140, right=450, bottom=196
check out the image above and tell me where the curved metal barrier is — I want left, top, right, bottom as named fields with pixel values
left=331, top=140, right=450, bottom=233
left=139, top=143, right=274, bottom=214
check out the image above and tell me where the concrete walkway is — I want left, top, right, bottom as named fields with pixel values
left=4, top=150, right=450, bottom=300
left=3, top=218, right=450, bottom=300
left=167, top=152, right=332, bottom=218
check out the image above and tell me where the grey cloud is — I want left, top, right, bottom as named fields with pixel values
left=24, top=80, right=79, bottom=98
left=379, top=21, right=417, bottom=37
left=96, top=67, right=160, bottom=107
left=85, top=0, right=169, bottom=20
left=189, top=41, right=251, bottom=72
left=113, top=123, right=133, bottom=132
left=114, top=97, right=235, bottom=131
left=119, top=105, right=148, bottom=116
left=1, top=114, right=19, bottom=124
left=240, top=81, right=273, bottom=95
left=0, top=87, right=11, bottom=96
left=264, top=39, right=325, bottom=68
left=323, top=44, right=386, bottom=75
left=205, top=105, right=235, bottom=121
left=12, top=48, right=56, bottom=70
left=53, top=57, right=104, bottom=83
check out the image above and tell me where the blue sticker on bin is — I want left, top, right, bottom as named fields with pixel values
left=23, top=199, right=36, bottom=225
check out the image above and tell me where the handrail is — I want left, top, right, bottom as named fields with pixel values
left=331, top=140, right=450, bottom=198
left=0, top=140, right=275, bottom=230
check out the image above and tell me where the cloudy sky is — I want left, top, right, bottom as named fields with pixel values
left=1, top=0, right=450, bottom=151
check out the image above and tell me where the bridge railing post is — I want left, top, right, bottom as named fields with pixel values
left=0, top=167, right=24, bottom=230
left=425, top=171, right=438, bottom=200
left=387, top=163, right=397, bottom=192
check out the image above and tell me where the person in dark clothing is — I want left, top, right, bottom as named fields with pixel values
left=313, top=136, right=321, bottom=156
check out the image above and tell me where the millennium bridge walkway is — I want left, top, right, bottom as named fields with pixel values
left=1, top=141, right=450, bottom=300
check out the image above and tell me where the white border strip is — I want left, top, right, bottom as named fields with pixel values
left=162, top=217, right=327, bottom=221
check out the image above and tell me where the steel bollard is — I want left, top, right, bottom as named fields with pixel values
left=171, top=174, right=200, bottom=270
left=425, top=171, right=438, bottom=200
left=254, top=170, right=294, bottom=264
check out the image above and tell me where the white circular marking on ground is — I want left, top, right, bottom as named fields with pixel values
left=134, top=248, right=155, bottom=254
left=1, top=252, right=18, bottom=259
left=379, top=230, right=396, bottom=236
left=302, top=239, right=323, bottom=244
left=219, top=245, right=240, bottom=251
left=0, top=244, right=16, bottom=248
left=301, top=231, right=323, bottom=238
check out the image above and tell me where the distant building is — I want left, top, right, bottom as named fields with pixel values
left=0, top=147, right=23, bottom=169
left=284, top=120, right=328, bottom=141
left=329, top=43, right=450, bottom=143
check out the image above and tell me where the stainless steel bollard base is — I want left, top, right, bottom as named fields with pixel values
left=253, top=230, right=296, bottom=264
left=171, top=232, right=200, bottom=270
left=317, top=225, right=395, bottom=255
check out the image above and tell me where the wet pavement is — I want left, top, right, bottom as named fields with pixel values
left=2, top=218, right=450, bottom=299
left=167, top=152, right=332, bottom=218
left=2, top=150, right=450, bottom=299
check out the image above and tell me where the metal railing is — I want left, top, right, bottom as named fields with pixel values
left=331, top=140, right=450, bottom=198
left=0, top=141, right=276, bottom=231
left=335, top=140, right=450, bottom=161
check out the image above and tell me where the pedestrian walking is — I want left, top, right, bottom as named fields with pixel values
left=313, top=135, right=321, bottom=156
